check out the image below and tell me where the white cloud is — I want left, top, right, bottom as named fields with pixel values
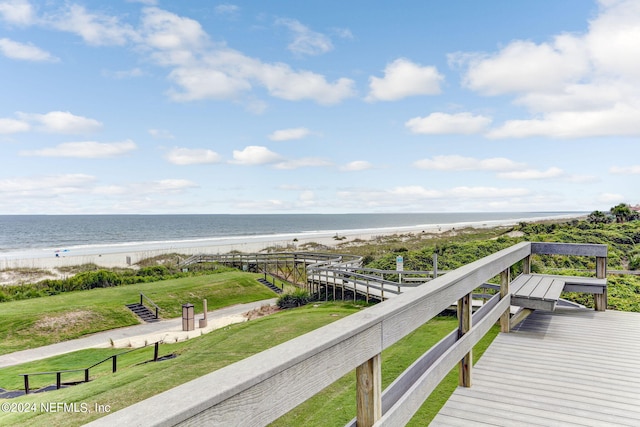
left=214, top=4, right=239, bottom=16
left=268, top=127, right=311, bottom=141
left=0, top=38, right=58, bottom=61
left=141, top=7, right=207, bottom=52
left=141, top=9, right=352, bottom=104
left=0, top=117, right=29, bottom=134
left=103, top=67, right=144, bottom=79
left=406, top=112, right=491, bottom=135
left=450, top=186, right=529, bottom=198
left=497, top=167, right=564, bottom=180
left=598, top=192, right=626, bottom=204
left=47, top=4, right=139, bottom=46
left=341, top=160, right=373, bottom=171
left=452, top=37, right=588, bottom=96
left=610, top=165, right=640, bottom=174
left=20, top=140, right=137, bottom=158
left=0, top=174, right=96, bottom=197
left=276, top=18, right=333, bottom=56
left=17, top=111, right=102, bottom=134
left=274, top=157, right=332, bottom=170
left=166, top=147, right=222, bottom=165
left=231, top=145, right=282, bottom=165
left=454, top=0, right=640, bottom=139
left=148, top=128, right=174, bottom=139
left=0, top=0, right=34, bottom=25
left=413, top=155, right=524, bottom=171
left=486, top=104, right=640, bottom=138
left=147, top=179, right=197, bottom=192
left=367, top=58, right=443, bottom=101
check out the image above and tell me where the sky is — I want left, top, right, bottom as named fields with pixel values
left=0, top=0, right=639, bottom=215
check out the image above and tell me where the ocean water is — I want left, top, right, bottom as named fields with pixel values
left=0, top=212, right=581, bottom=258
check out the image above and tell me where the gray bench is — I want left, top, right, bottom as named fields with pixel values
left=511, top=273, right=607, bottom=311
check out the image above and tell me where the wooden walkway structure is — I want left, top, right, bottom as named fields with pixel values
left=89, top=241, right=628, bottom=427
left=432, top=308, right=640, bottom=426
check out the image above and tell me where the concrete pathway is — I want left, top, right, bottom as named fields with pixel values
left=0, top=298, right=277, bottom=369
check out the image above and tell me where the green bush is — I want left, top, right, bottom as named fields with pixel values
left=277, top=289, right=311, bottom=309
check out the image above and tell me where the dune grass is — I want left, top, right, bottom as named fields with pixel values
left=0, top=271, right=277, bottom=355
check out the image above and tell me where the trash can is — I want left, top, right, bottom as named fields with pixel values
left=182, top=303, right=194, bottom=331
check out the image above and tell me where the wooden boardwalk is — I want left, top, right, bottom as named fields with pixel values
left=431, top=308, right=640, bottom=426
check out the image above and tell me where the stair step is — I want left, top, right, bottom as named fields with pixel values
left=126, top=303, right=159, bottom=323
left=257, top=278, right=283, bottom=294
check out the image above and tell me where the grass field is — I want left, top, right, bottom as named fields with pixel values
left=0, top=302, right=498, bottom=427
left=0, top=270, right=277, bottom=355
left=0, top=302, right=362, bottom=426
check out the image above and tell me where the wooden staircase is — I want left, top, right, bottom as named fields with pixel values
left=126, top=303, right=159, bottom=323
left=257, top=277, right=282, bottom=294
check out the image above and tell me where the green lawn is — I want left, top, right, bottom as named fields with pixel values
left=0, top=305, right=499, bottom=427
left=0, top=271, right=277, bottom=355
left=0, top=302, right=362, bottom=426
left=271, top=315, right=500, bottom=426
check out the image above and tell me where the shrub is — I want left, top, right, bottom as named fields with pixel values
left=277, top=289, right=311, bottom=309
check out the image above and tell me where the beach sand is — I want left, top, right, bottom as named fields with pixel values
left=0, top=214, right=580, bottom=273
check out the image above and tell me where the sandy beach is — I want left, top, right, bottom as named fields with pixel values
left=0, top=214, right=581, bottom=272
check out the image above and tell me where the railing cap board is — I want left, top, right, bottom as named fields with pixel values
left=530, top=242, right=607, bottom=257
left=89, top=242, right=532, bottom=426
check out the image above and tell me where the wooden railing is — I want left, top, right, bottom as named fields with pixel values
left=88, top=242, right=606, bottom=427
left=21, top=341, right=164, bottom=395
left=140, top=292, right=161, bottom=319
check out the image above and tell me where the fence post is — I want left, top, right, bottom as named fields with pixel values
left=112, top=355, right=117, bottom=373
left=23, top=375, right=29, bottom=394
left=433, top=253, right=438, bottom=278
left=500, top=269, right=511, bottom=333
left=458, top=292, right=472, bottom=387
left=56, top=372, right=62, bottom=389
left=356, top=353, right=382, bottom=427
left=595, top=256, right=607, bottom=311
left=154, top=342, right=159, bottom=361
left=85, top=369, right=89, bottom=383
left=522, top=255, right=531, bottom=274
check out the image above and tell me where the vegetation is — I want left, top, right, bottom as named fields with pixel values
left=277, top=288, right=312, bottom=308
left=0, top=303, right=361, bottom=427
left=0, top=260, right=230, bottom=303
left=0, top=271, right=277, bottom=355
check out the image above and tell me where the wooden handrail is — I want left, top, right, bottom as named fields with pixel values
left=140, top=292, right=160, bottom=319
left=88, top=242, right=607, bottom=426
left=20, top=341, right=163, bottom=395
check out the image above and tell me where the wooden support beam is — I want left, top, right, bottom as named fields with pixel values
left=500, top=269, right=510, bottom=333
left=510, top=308, right=534, bottom=329
left=522, top=255, right=531, bottom=274
left=595, top=256, right=607, bottom=311
left=356, top=353, right=382, bottom=427
left=457, top=293, right=472, bottom=387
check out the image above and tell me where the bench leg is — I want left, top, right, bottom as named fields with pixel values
left=594, top=289, right=607, bottom=311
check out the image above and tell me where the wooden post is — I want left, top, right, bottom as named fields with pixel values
left=85, top=369, right=90, bottom=383
left=595, top=256, right=607, bottom=311
left=24, top=375, right=29, bottom=394
left=433, top=253, right=438, bottom=278
left=500, top=269, right=511, bottom=333
left=56, top=372, right=62, bottom=389
left=356, top=353, right=382, bottom=427
left=154, top=342, right=160, bottom=361
left=112, top=355, right=117, bottom=373
left=458, top=292, right=472, bottom=387
left=522, top=255, right=531, bottom=274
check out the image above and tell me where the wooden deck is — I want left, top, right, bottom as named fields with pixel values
left=431, top=308, right=640, bottom=426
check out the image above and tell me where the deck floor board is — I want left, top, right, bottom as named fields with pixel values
left=430, top=308, right=640, bottom=426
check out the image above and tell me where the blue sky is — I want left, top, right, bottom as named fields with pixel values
left=0, top=0, right=638, bottom=214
